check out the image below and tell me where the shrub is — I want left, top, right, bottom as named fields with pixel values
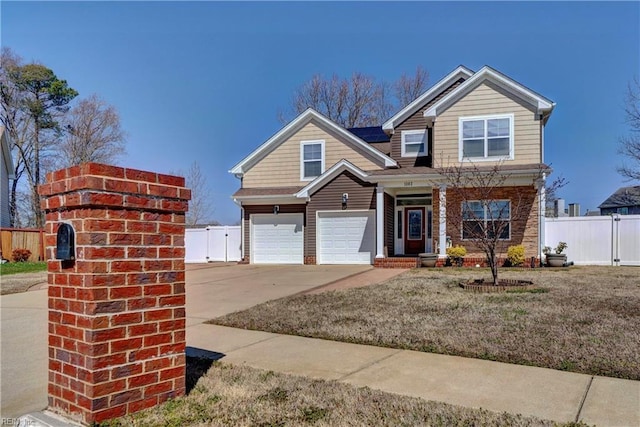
left=446, top=245, right=467, bottom=258
left=12, top=248, right=32, bottom=262
left=506, top=245, right=525, bottom=266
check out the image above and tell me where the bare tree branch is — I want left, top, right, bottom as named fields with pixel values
left=58, top=94, right=126, bottom=167
left=618, top=76, right=640, bottom=181
left=184, top=161, right=215, bottom=226
left=394, top=65, right=429, bottom=106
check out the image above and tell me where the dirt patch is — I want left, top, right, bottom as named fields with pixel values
left=461, top=278, right=536, bottom=292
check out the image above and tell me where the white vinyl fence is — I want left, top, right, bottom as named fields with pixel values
left=185, top=226, right=241, bottom=263
left=545, top=215, right=640, bottom=266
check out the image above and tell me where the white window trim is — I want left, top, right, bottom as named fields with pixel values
left=458, top=113, right=514, bottom=162
left=461, top=199, right=511, bottom=241
left=401, top=129, right=428, bottom=157
left=300, top=140, right=325, bottom=181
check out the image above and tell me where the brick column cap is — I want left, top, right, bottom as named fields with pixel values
left=39, top=163, right=191, bottom=214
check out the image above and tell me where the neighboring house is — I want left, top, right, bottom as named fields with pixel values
left=1, top=126, right=15, bottom=228
left=230, top=65, right=555, bottom=265
left=598, top=186, right=640, bottom=215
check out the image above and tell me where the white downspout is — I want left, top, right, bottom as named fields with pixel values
left=438, top=184, right=447, bottom=257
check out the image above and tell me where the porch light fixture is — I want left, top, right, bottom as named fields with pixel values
left=273, top=205, right=279, bottom=215
left=342, top=193, right=348, bottom=209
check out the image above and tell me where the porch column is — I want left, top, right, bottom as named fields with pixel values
left=438, top=184, right=447, bottom=256
left=376, top=186, right=385, bottom=258
left=537, top=173, right=547, bottom=260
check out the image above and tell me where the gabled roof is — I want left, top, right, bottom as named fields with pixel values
left=598, top=186, right=640, bottom=209
left=0, top=126, right=15, bottom=179
left=382, top=65, right=474, bottom=132
left=295, top=159, right=368, bottom=198
left=423, top=65, right=555, bottom=120
left=229, top=109, right=397, bottom=175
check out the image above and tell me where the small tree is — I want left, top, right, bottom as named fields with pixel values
left=618, top=76, right=640, bottom=181
left=436, top=161, right=564, bottom=285
left=184, top=161, right=215, bottom=226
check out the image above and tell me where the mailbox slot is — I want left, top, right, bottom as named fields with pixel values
left=56, top=223, right=75, bottom=261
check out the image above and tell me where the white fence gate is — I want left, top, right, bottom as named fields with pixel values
left=545, top=215, right=640, bottom=266
left=185, top=226, right=241, bottom=263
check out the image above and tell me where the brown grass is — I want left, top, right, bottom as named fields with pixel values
left=103, top=361, right=582, bottom=427
left=210, top=266, right=640, bottom=380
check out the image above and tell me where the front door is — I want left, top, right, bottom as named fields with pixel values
left=404, top=207, right=425, bottom=255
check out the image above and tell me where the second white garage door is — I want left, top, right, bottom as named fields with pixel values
left=317, top=210, right=375, bottom=265
left=251, top=214, right=304, bottom=264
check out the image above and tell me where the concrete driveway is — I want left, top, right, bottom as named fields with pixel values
left=0, top=263, right=371, bottom=419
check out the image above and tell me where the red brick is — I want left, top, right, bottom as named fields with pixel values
left=84, top=274, right=126, bottom=287
left=126, top=221, right=157, bottom=233
left=128, top=372, right=158, bottom=389
left=75, top=232, right=108, bottom=245
left=111, top=312, right=142, bottom=326
left=108, top=286, right=142, bottom=299
left=80, top=191, right=124, bottom=207
left=144, top=309, right=172, bottom=322
left=104, top=178, right=140, bottom=194
left=128, top=347, right=158, bottom=362
left=143, top=260, right=173, bottom=272
left=108, top=210, right=141, bottom=220
left=111, top=260, right=143, bottom=273
left=159, top=343, right=184, bottom=355
left=111, top=363, right=143, bottom=379
left=143, top=380, right=172, bottom=397
left=158, top=223, right=184, bottom=235
left=158, top=319, right=186, bottom=332
left=110, top=389, right=142, bottom=406
left=147, top=184, right=178, bottom=198
left=61, top=287, right=76, bottom=299
left=109, top=233, right=142, bottom=245
left=127, top=247, right=158, bottom=258
left=82, top=163, right=126, bottom=179
left=157, top=174, right=184, bottom=187
left=159, top=295, right=185, bottom=307
left=127, top=297, right=157, bottom=311
left=83, top=247, right=125, bottom=259
left=143, top=357, right=172, bottom=372
left=127, top=273, right=158, bottom=285
left=143, top=333, right=172, bottom=347
left=93, top=403, right=126, bottom=423
left=128, top=323, right=158, bottom=337
left=87, top=327, right=125, bottom=342
left=87, top=353, right=127, bottom=370
left=124, top=195, right=157, bottom=210
left=75, top=261, right=108, bottom=274
left=160, top=199, right=188, bottom=212
left=144, top=284, right=172, bottom=296
left=85, top=300, right=126, bottom=315
left=125, top=168, right=157, bottom=183
left=62, top=387, right=77, bottom=404
left=128, top=396, right=158, bottom=413
left=142, top=234, right=171, bottom=246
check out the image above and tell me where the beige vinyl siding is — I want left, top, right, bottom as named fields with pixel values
left=305, top=171, right=376, bottom=257
left=434, top=82, right=542, bottom=167
left=243, top=122, right=383, bottom=188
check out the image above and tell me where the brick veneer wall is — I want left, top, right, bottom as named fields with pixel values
left=38, top=163, right=190, bottom=425
left=433, top=186, right=538, bottom=258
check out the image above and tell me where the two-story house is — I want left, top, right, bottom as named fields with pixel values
left=229, top=66, right=555, bottom=266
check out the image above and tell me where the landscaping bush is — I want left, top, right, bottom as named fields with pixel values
left=506, top=244, right=525, bottom=266
left=446, top=245, right=466, bottom=258
left=12, top=248, right=32, bottom=262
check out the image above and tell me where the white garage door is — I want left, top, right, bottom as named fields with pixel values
left=317, top=211, right=375, bottom=265
left=251, top=214, right=304, bottom=264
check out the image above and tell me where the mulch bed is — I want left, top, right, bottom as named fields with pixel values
left=460, top=278, right=537, bottom=293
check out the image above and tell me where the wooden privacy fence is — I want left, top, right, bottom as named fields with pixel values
left=545, top=214, right=640, bottom=266
left=185, top=226, right=242, bottom=263
left=0, top=227, right=45, bottom=262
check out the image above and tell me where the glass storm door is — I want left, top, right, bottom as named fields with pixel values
left=404, top=207, right=425, bottom=255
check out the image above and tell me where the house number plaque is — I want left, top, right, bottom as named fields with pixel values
left=403, top=181, right=413, bottom=187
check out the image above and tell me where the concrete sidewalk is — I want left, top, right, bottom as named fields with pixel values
left=187, top=324, right=640, bottom=427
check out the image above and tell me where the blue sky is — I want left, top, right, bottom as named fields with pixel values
left=2, top=1, right=638, bottom=224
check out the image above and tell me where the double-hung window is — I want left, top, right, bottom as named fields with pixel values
left=300, top=140, right=325, bottom=180
left=462, top=200, right=511, bottom=240
left=401, top=130, right=427, bottom=157
left=459, top=114, right=513, bottom=161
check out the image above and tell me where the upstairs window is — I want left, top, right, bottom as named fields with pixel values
left=462, top=200, right=511, bottom=240
left=459, top=114, right=514, bottom=161
left=300, top=140, right=325, bottom=180
left=401, top=130, right=427, bottom=157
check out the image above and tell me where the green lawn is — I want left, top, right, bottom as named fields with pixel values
left=0, top=261, right=47, bottom=275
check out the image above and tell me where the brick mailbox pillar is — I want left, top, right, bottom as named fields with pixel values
left=39, top=163, right=190, bottom=425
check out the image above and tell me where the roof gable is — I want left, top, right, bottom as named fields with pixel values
left=382, top=65, right=474, bottom=132
left=295, top=159, right=368, bottom=198
left=423, top=66, right=555, bottom=120
left=230, top=109, right=397, bottom=175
